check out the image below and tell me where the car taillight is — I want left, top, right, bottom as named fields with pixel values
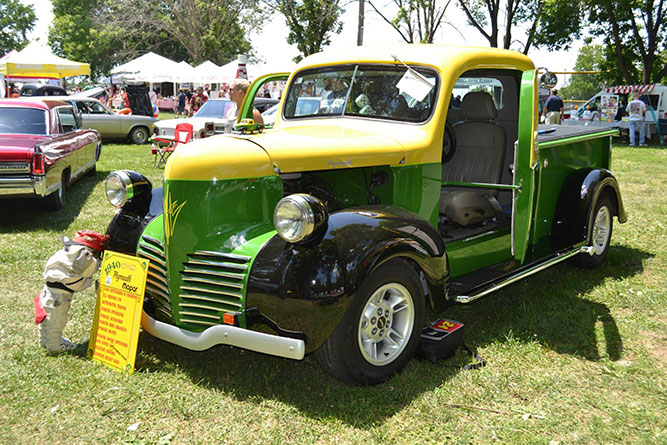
left=32, top=150, right=45, bottom=175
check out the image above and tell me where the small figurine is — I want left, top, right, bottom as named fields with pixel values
left=33, top=231, right=108, bottom=354
left=355, top=94, right=374, bottom=115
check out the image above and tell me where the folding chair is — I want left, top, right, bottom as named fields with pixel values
left=152, top=123, right=193, bottom=168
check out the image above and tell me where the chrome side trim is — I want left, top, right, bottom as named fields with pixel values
left=456, top=245, right=591, bottom=303
left=141, top=311, right=306, bottom=360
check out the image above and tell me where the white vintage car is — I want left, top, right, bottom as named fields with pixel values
left=153, top=99, right=236, bottom=141
left=153, top=97, right=279, bottom=141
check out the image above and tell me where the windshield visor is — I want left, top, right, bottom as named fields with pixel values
left=284, top=64, right=438, bottom=123
left=0, top=108, right=48, bottom=135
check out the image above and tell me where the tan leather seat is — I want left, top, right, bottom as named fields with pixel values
left=441, top=92, right=506, bottom=226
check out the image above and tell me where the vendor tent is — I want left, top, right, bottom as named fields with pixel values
left=193, top=60, right=222, bottom=84
left=175, top=61, right=195, bottom=83
left=111, top=52, right=182, bottom=83
left=0, top=42, right=90, bottom=79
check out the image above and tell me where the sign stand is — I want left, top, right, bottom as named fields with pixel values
left=88, top=251, right=149, bottom=373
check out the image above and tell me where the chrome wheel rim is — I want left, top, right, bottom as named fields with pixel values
left=133, top=129, right=147, bottom=144
left=358, top=283, right=414, bottom=366
left=592, top=205, right=611, bottom=255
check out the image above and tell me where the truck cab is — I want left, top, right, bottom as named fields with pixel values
left=104, top=45, right=626, bottom=385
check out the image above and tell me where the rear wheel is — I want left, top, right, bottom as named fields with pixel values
left=44, top=171, right=68, bottom=211
left=316, top=259, right=425, bottom=386
left=575, top=194, right=614, bottom=269
left=129, top=126, right=149, bottom=144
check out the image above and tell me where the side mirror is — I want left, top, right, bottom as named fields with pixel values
left=538, top=67, right=558, bottom=89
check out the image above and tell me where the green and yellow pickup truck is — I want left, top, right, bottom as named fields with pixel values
left=104, top=44, right=626, bottom=385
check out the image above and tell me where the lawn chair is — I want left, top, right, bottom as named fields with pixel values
left=152, top=123, right=193, bottom=168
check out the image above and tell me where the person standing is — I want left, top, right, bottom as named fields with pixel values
left=189, top=86, right=208, bottom=117
left=225, top=78, right=263, bottom=133
left=542, top=89, right=564, bottom=124
left=626, top=92, right=647, bottom=146
left=176, top=89, right=186, bottom=118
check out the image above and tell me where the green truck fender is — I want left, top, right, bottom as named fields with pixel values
left=551, top=168, right=627, bottom=250
left=245, top=205, right=449, bottom=353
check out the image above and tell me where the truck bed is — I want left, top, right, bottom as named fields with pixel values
left=537, top=124, right=617, bottom=143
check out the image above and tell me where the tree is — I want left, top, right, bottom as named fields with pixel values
left=50, top=0, right=265, bottom=80
left=0, top=0, right=36, bottom=55
left=456, top=0, right=582, bottom=54
left=367, top=0, right=453, bottom=44
left=588, top=0, right=666, bottom=84
left=49, top=0, right=118, bottom=80
left=268, top=0, right=344, bottom=62
left=560, top=44, right=606, bottom=100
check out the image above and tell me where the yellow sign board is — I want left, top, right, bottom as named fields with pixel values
left=88, top=251, right=149, bottom=373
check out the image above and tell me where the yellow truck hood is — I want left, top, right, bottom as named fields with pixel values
left=165, top=120, right=432, bottom=181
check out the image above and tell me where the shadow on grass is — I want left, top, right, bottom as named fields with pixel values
left=0, top=173, right=102, bottom=231
left=131, top=243, right=651, bottom=427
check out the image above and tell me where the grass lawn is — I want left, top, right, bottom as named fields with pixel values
left=0, top=141, right=664, bottom=444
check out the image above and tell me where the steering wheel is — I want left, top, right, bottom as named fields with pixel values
left=443, top=120, right=457, bottom=163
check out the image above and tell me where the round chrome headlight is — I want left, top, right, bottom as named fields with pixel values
left=105, top=171, right=133, bottom=208
left=273, top=194, right=328, bottom=243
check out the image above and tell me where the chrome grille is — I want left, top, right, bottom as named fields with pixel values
left=0, top=161, right=30, bottom=175
left=137, top=235, right=173, bottom=322
left=179, top=250, right=250, bottom=326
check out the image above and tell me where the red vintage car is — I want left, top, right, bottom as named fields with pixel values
left=0, top=99, right=101, bottom=210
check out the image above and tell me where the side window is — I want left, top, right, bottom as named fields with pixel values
left=452, top=77, right=505, bottom=110
left=57, top=108, right=78, bottom=133
left=89, top=101, right=108, bottom=114
left=76, top=101, right=90, bottom=113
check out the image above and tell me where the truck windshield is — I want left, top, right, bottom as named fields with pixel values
left=284, top=64, right=438, bottom=123
left=0, top=108, right=47, bottom=135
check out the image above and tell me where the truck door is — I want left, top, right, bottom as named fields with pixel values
left=512, top=69, right=538, bottom=263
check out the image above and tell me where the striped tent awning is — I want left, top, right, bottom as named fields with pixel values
left=604, top=84, right=656, bottom=95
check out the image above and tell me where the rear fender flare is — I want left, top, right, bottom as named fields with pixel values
left=552, top=168, right=626, bottom=249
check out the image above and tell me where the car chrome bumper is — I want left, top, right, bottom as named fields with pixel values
left=141, top=311, right=306, bottom=360
left=0, top=175, right=46, bottom=197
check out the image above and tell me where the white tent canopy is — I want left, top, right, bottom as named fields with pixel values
left=0, top=42, right=90, bottom=80
left=193, top=60, right=222, bottom=84
left=111, top=52, right=183, bottom=83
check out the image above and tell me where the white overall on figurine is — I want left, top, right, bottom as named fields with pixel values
left=34, top=231, right=107, bottom=354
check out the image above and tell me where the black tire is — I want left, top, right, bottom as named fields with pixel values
left=87, top=143, right=101, bottom=177
left=315, top=259, right=425, bottom=386
left=574, top=194, right=614, bottom=269
left=129, top=126, right=149, bottom=145
left=44, top=171, right=67, bottom=211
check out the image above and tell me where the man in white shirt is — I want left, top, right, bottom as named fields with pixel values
left=626, top=92, right=647, bottom=146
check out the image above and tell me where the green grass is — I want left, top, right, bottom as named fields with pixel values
left=0, top=143, right=665, bottom=444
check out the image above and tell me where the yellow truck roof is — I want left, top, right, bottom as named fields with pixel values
left=296, top=44, right=535, bottom=75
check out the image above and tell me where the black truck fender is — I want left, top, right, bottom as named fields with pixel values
left=245, top=205, right=449, bottom=353
left=551, top=168, right=626, bottom=249
left=106, top=187, right=163, bottom=254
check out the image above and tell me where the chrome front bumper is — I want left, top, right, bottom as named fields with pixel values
left=141, top=311, right=306, bottom=360
left=0, top=175, right=46, bottom=197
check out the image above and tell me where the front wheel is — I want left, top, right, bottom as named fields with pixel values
left=315, top=259, right=425, bottom=386
left=574, top=194, right=614, bottom=269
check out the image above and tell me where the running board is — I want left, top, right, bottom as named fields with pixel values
left=456, top=245, right=594, bottom=303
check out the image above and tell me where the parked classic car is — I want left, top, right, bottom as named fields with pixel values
left=26, top=96, right=157, bottom=144
left=104, top=45, right=626, bottom=385
left=153, top=97, right=279, bottom=141
left=0, top=99, right=101, bottom=210
left=19, top=83, right=67, bottom=97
